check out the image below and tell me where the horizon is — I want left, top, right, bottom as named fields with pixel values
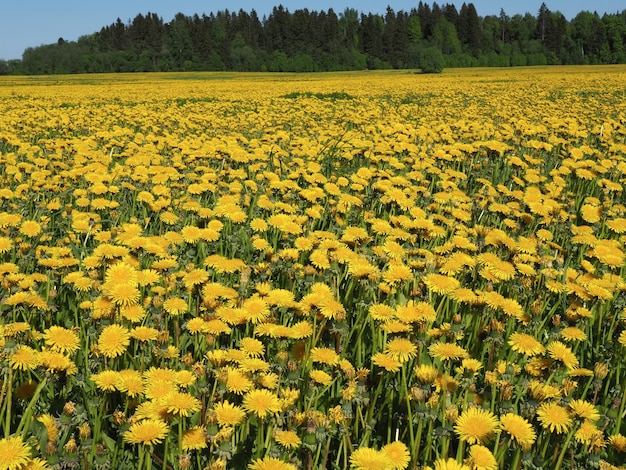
left=1, top=1, right=623, bottom=61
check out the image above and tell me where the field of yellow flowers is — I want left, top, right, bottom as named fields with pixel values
left=1, top=66, right=626, bottom=470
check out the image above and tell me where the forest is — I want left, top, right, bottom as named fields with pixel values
left=1, top=1, right=626, bottom=74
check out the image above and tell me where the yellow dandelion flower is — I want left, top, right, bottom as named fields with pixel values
left=242, top=295, right=270, bottom=323
left=0, top=435, right=32, bottom=470
left=381, top=441, right=410, bottom=470
left=433, top=458, right=470, bottom=470
left=248, top=456, right=296, bottom=470
left=123, top=419, right=168, bottom=446
left=274, top=429, right=301, bottom=449
left=0, top=236, right=14, bottom=253
left=499, top=413, right=536, bottom=451
left=575, top=420, right=603, bottom=445
left=120, top=304, right=146, bottom=323
left=468, top=444, right=497, bottom=470
left=508, top=333, right=545, bottom=356
left=429, top=342, right=468, bottom=362
left=349, top=447, right=392, bottom=470
left=106, top=282, right=140, bottom=307
left=310, top=369, right=333, bottom=386
left=239, top=337, right=265, bottom=357
left=454, top=407, right=499, bottom=444
left=182, top=269, right=210, bottom=289
left=9, top=346, right=40, bottom=371
left=213, top=400, right=246, bottom=427
left=385, top=337, right=417, bottom=363
left=569, top=399, right=600, bottom=422
left=242, top=389, right=281, bottom=419
left=182, top=426, right=207, bottom=451
left=536, top=401, right=573, bottom=434
left=423, top=273, right=461, bottom=295
left=117, top=370, right=145, bottom=397
left=369, top=304, right=396, bottom=321
left=91, top=370, right=121, bottom=392
left=310, top=347, right=339, bottom=366
left=372, top=352, right=402, bottom=372
left=609, top=434, right=626, bottom=452
left=164, top=392, right=201, bottom=417
left=43, top=326, right=80, bottom=354
left=382, top=262, right=413, bottom=285
left=97, top=324, right=130, bottom=358
left=37, top=414, right=59, bottom=443
left=20, top=220, right=42, bottom=238
left=162, top=297, right=188, bottom=316
left=130, top=326, right=159, bottom=341
left=546, top=341, right=579, bottom=369
left=225, top=368, right=254, bottom=395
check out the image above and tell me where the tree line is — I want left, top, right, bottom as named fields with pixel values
left=1, top=2, right=625, bottom=75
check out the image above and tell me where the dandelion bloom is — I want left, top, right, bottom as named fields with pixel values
left=609, top=434, right=626, bottom=452
left=274, top=429, right=301, bottom=449
left=163, top=297, right=188, bottom=316
left=0, top=435, right=32, bottom=470
left=242, top=296, right=270, bottom=323
left=0, top=237, right=13, bottom=253
left=499, top=413, right=536, bottom=450
left=239, top=337, right=265, bottom=357
left=454, top=407, right=499, bottom=444
left=310, top=369, right=333, bottom=386
left=43, top=326, right=80, bottom=354
left=568, top=399, right=600, bottom=422
left=97, top=324, right=131, bottom=358
left=369, top=304, right=396, bottom=321
left=19, top=220, right=42, bottom=238
left=349, top=447, right=392, bottom=470
left=130, top=326, right=158, bottom=342
left=106, top=283, right=140, bottom=307
left=225, top=368, right=253, bottom=395
left=117, top=370, right=145, bottom=397
left=242, top=389, right=281, bottom=419
left=104, top=261, right=138, bottom=285
left=182, top=426, right=207, bottom=451
left=213, top=400, right=246, bottom=427
left=372, top=352, right=402, bottom=372
left=91, top=370, right=120, bottom=392
left=536, top=401, right=573, bottom=434
left=428, top=342, right=468, bottom=362
left=310, top=347, right=339, bottom=366
left=574, top=420, right=603, bottom=445
left=468, top=445, right=497, bottom=470
left=422, top=273, right=460, bottom=295
left=546, top=341, right=579, bottom=369
left=380, top=441, right=410, bottom=470
left=9, top=346, right=40, bottom=371
left=164, top=392, right=201, bottom=417
left=508, top=333, right=545, bottom=356
left=382, top=263, right=413, bottom=285
left=433, top=458, right=470, bottom=470
left=123, top=419, right=168, bottom=446
left=385, top=337, right=417, bottom=363
left=248, top=456, right=297, bottom=470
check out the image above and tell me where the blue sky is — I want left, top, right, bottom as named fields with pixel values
left=1, top=1, right=622, bottom=60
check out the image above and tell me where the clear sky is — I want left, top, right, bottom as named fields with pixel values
left=1, top=1, right=622, bottom=61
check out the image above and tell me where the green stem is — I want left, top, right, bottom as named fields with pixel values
left=17, top=377, right=48, bottom=439
left=4, top=368, right=12, bottom=438
left=555, top=429, right=575, bottom=470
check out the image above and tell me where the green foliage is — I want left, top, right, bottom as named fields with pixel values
left=4, top=2, right=626, bottom=75
left=420, top=47, right=445, bottom=73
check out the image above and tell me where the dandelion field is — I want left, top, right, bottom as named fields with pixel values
left=1, top=66, right=626, bottom=470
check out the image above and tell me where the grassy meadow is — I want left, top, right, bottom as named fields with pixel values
left=1, top=66, right=626, bottom=469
